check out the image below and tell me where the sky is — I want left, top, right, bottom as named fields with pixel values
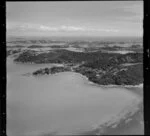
left=6, top=1, right=143, bottom=37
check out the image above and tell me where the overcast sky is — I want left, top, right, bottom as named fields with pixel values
left=6, top=1, right=143, bottom=37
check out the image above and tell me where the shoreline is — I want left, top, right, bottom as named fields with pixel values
left=8, top=61, right=143, bottom=135
left=36, top=70, right=143, bottom=89
left=30, top=68, right=143, bottom=89
left=78, top=73, right=143, bottom=89
left=77, top=76, right=143, bottom=135
left=28, top=71, right=144, bottom=135
left=13, top=58, right=143, bottom=88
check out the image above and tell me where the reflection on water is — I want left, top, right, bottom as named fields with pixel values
left=7, top=57, right=141, bottom=136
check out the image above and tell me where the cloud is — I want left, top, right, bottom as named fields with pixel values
left=39, top=25, right=85, bottom=31
left=39, top=25, right=58, bottom=31
left=60, top=25, right=85, bottom=31
left=7, top=23, right=38, bottom=31
left=95, top=28, right=119, bottom=32
left=7, top=23, right=119, bottom=33
left=39, top=25, right=119, bottom=32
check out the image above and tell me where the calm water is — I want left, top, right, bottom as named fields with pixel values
left=7, top=57, right=141, bottom=136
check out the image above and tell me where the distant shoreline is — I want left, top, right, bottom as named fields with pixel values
left=7, top=35, right=143, bottom=43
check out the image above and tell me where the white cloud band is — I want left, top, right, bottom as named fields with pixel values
left=7, top=23, right=119, bottom=33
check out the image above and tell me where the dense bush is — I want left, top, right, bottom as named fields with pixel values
left=16, top=49, right=143, bottom=85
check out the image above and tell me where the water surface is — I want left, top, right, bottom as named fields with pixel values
left=7, top=57, right=141, bottom=136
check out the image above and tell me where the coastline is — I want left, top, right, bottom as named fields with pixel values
left=29, top=67, right=143, bottom=89
left=14, top=57, right=143, bottom=88
left=8, top=60, right=143, bottom=135
left=28, top=71, right=144, bottom=135
left=47, top=71, right=144, bottom=135
left=78, top=73, right=143, bottom=135
left=58, top=71, right=143, bottom=89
